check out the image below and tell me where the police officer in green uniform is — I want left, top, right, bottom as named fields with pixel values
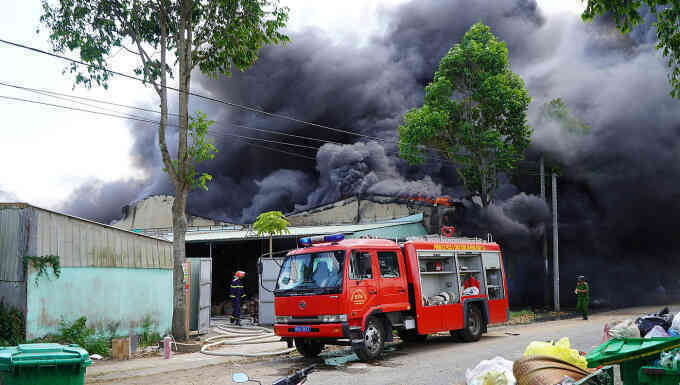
left=575, top=275, right=589, bottom=320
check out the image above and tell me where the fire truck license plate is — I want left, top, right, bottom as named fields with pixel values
left=294, top=326, right=311, bottom=332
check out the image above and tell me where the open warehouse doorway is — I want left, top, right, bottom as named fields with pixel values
left=186, top=237, right=298, bottom=319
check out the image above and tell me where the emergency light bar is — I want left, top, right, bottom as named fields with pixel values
left=300, top=233, right=344, bottom=246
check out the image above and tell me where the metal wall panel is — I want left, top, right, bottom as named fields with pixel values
left=0, top=208, right=25, bottom=281
left=32, top=207, right=172, bottom=269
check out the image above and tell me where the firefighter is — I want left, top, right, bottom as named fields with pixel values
left=463, top=272, right=480, bottom=290
left=229, top=271, right=247, bottom=325
left=575, top=275, right=589, bottom=320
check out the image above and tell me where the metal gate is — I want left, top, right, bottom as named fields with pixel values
left=189, top=258, right=212, bottom=334
left=198, top=258, right=212, bottom=334
left=258, top=257, right=283, bottom=325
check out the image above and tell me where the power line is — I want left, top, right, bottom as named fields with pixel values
left=1, top=92, right=548, bottom=178
left=0, top=80, right=460, bottom=166
left=0, top=94, right=320, bottom=158
left=0, top=38, right=393, bottom=144
left=0, top=81, right=341, bottom=146
left=0, top=38, right=463, bottom=160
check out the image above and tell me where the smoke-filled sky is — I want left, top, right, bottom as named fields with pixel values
left=3, top=1, right=680, bottom=305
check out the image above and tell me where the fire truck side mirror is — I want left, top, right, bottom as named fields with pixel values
left=258, top=260, right=263, bottom=274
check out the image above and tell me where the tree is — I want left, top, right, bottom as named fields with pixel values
left=40, top=0, right=289, bottom=341
left=539, top=98, right=591, bottom=136
left=253, top=211, right=290, bottom=259
left=582, top=1, right=680, bottom=98
left=537, top=98, right=591, bottom=175
left=398, top=22, right=531, bottom=206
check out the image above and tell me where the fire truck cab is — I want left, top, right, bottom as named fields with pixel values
left=273, top=233, right=508, bottom=361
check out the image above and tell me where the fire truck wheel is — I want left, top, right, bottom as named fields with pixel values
left=355, top=316, right=385, bottom=361
left=448, top=330, right=462, bottom=341
left=459, top=306, right=483, bottom=342
left=294, top=338, right=324, bottom=358
left=397, top=329, right=428, bottom=343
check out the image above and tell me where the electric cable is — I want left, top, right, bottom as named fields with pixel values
left=0, top=94, right=321, bottom=155
left=0, top=80, right=461, bottom=166
left=0, top=38, right=409, bottom=147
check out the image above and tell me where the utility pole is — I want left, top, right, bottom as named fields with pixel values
left=540, top=156, right=549, bottom=309
left=552, top=172, right=560, bottom=312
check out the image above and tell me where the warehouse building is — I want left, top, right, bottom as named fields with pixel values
left=0, top=203, right=173, bottom=339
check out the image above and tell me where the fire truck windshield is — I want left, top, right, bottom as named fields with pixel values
left=275, top=250, right=345, bottom=295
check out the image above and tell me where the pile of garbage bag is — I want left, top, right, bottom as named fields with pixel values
left=601, top=307, right=680, bottom=341
left=523, top=337, right=588, bottom=370
left=464, top=337, right=591, bottom=385
left=465, top=357, right=516, bottom=385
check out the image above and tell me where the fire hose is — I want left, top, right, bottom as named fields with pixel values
left=200, top=319, right=297, bottom=357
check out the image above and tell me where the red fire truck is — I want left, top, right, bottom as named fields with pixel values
left=273, top=233, right=509, bottom=361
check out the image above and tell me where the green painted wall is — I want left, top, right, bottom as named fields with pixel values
left=26, top=267, right=172, bottom=340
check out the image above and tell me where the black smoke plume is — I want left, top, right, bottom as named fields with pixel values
left=59, top=0, right=680, bottom=307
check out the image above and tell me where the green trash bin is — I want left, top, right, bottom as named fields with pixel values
left=586, top=337, right=680, bottom=385
left=575, top=365, right=615, bottom=385
left=0, top=343, right=92, bottom=385
left=638, top=366, right=680, bottom=385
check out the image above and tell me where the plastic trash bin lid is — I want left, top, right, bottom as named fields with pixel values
left=0, top=343, right=92, bottom=371
left=587, top=338, right=680, bottom=367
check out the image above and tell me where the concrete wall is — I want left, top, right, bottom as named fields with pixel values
left=113, top=195, right=231, bottom=230
left=288, top=196, right=444, bottom=233
left=288, top=197, right=359, bottom=226
left=25, top=267, right=172, bottom=339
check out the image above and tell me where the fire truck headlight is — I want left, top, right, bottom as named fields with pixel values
left=320, top=314, right=348, bottom=323
left=275, top=316, right=291, bottom=323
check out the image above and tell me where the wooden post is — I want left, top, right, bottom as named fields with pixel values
left=184, top=261, right=191, bottom=336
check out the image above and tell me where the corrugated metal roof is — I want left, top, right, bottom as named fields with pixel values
left=0, top=203, right=170, bottom=243
left=179, top=215, right=424, bottom=243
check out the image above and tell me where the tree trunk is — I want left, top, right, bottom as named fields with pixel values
left=269, top=234, right=273, bottom=258
left=171, top=186, right=188, bottom=341
left=170, top=0, right=194, bottom=342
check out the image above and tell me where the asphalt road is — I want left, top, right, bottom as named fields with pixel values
left=87, top=305, right=678, bottom=385
left=239, top=305, right=673, bottom=385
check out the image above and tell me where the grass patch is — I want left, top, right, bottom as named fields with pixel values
left=0, top=301, right=25, bottom=346
left=32, top=317, right=110, bottom=357
left=509, top=309, right=536, bottom=324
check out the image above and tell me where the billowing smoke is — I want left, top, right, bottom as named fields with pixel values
left=59, top=179, right=147, bottom=224
left=57, top=0, right=680, bottom=306
left=298, top=141, right=443, bottom=210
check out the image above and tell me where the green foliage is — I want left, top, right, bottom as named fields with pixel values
left=23, top=255, right=61, bottom=286
left=140, top=315, right=161, bottom=347
left=164, top=111, right=218, bottom=191
left=253, top=211, right=290, bottom=237
left=582, top=0, right=680, bottom=98
left=36, top=317, right=111, bottom=357
left=39, top=0, right=290, bottom=89
left=398, top=22, right=531, bottom=206
left=186, top=111, right=217, bottom=191
left=0, top=302, right=25, bottom=346
left=539, top=98, right=591, bottom=136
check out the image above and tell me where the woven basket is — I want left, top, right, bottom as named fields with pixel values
left=513, top=356, right=593, bottom=385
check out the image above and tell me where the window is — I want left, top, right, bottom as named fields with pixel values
left=377, top=251, right=400, bottom=278
left=349, top=251, right=373, bottom=280
left=483, top=253, right=504, bottom=300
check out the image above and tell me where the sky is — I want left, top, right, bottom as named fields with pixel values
left=0, top=0, right=585, bottom=208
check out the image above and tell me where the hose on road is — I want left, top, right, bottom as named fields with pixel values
left=199, top=320, right=297, bottom=357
